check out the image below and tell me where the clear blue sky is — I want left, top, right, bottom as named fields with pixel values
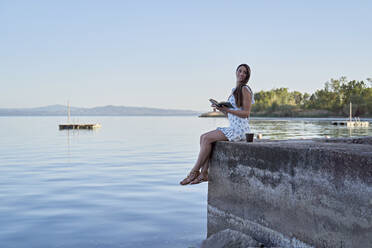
left=1, top=1, right=371, bottom=111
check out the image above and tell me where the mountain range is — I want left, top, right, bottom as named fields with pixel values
left=0, top=105, right=200, bottom=116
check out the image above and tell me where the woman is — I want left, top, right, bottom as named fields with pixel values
left=180, top=64, right=255, bottom=185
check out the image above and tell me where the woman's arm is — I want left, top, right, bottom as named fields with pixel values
left=216, top=87, right=252, bottom=118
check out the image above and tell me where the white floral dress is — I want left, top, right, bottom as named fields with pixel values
left=217, top=86, right=255, bottom=141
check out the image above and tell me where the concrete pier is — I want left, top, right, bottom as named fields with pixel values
left=205, top=137, right=372, bottom=248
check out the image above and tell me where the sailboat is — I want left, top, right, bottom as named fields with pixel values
left=58, top=102, right=101, bottom=130
left=332, top=102, right=369, bottom=127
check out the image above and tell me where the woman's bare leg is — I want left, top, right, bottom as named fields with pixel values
left=180, top=130, right=227, bottom=185
left=195, top=131, right=212, bottom=174
left=200, top=159, right=210, bottom=176
left=191, top=130, right=227, bottom=173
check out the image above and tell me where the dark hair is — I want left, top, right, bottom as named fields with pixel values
left=233, top=64, right=251, bottom=108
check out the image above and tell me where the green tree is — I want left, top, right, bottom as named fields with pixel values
left=251, top=77, right=372, bottom=117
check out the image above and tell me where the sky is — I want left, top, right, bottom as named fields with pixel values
left=1, top=0, right=371, bottom=111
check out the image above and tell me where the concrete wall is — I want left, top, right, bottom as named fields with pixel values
left=207, top=137, right=372, bottom=248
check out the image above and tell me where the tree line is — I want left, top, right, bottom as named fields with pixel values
left=251, top=77, right=372, bottom=117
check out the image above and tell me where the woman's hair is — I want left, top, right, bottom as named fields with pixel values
left=233, top=64, right=251, bottom=108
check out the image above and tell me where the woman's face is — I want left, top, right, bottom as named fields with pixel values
left=236, top=66, right=248, bottom=83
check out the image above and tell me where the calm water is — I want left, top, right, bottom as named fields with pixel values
left=0, top=116, right=371, bottom=248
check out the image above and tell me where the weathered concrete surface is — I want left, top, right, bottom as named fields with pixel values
left=207, top=136, right=372, bottom=248
left=201, top=229, right=260, bottom=248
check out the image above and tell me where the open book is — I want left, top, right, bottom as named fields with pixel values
left=209, top=98, right=233, bottom=108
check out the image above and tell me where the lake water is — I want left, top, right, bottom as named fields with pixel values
left=0, top=116, right=371, bottom=248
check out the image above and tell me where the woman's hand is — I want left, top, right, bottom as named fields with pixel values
left=210, top=103, right=229, bottom=114
left=216, top=106, right=229, bottom=114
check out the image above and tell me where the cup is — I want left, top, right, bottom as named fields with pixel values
left=245, top=133, right=254, bottom=142
left=257, top=133, right=263, bottom=139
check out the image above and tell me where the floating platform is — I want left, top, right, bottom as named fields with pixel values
left=199, top=111, right=226, bottom=118
left=332, top=103, right=370, bottom=127
left=331, top=121, right=369, bottom=127
left=59, top=124, right=101, bottom=130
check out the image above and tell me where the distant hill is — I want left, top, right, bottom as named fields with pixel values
left=0, top=105, right=200, bottom=116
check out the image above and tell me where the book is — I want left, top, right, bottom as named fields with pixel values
left=209, top=98, right=234, bottom=108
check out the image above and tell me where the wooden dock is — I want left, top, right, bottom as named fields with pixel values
left=59, top=123, right=101, bottom=130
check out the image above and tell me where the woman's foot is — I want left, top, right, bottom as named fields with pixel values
left=190, top=173, right=208, bottom=185
left=180, top=170, right=200, bottom=185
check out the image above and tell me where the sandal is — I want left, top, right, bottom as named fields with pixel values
left=180, top=170, right=200, bottom=185
left=190, top=173, right=208, bottom=185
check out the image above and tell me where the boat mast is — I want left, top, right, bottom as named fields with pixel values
left=349, top=102, right=352, bottom=122
left=68, top=101, right=70, bottom=123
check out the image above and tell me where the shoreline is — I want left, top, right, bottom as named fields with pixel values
left=0, top=114, right=372, bottom=120
left=251, top=111, right=372, bottom=118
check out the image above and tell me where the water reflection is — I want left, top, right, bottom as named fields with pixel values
left=60, top=128, right=101, bottom=161
left=0, top=116, right=371, bottom=248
